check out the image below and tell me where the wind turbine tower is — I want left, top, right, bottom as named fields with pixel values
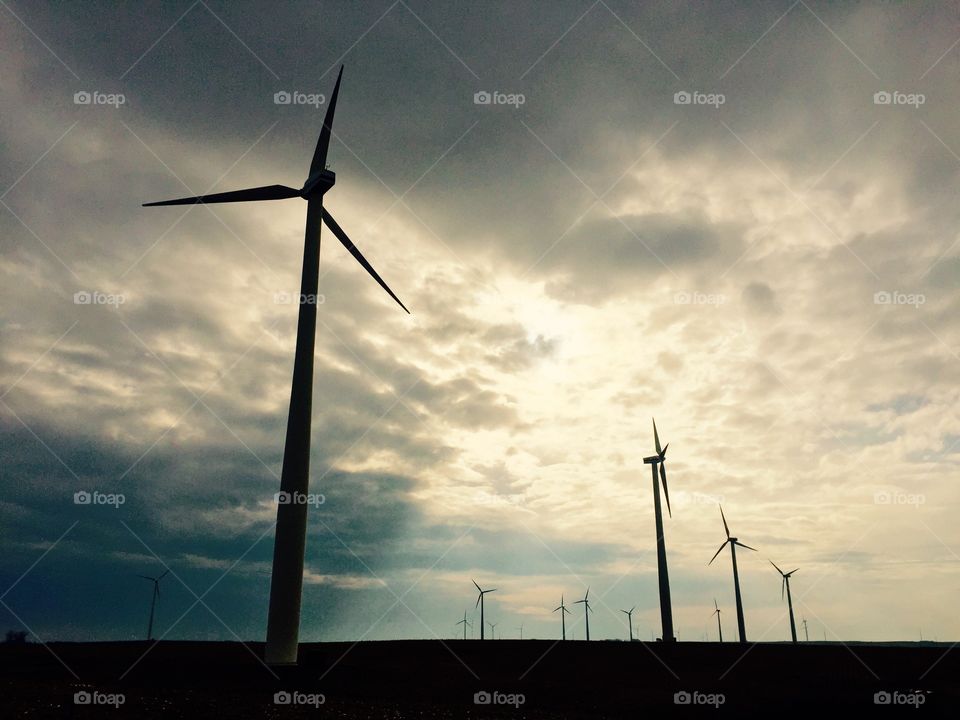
left=643, top=419, right=675, bottom=641
left=137, top=569, right=169, bottom=640
left=770, top=561, right=800, bottom=643
left=143, top=67, right=409, bottom=665
left=456, top=610, right=472, bottom=641
left=554, top=595, right=572, bottom=640
left=620, top=606, right=636, bottom=641
left=710, top=598, right=723, bottom=643
left=708, top=506, right=757, bottom=643
left=574, top=588, right=593, bottom=641
left=473, top=581, right=497, bottom=640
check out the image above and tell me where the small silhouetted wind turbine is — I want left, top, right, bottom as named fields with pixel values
left=710, top=598, right=723, bottom=642
left=456, top=610, right=472, bottom=640
left=802, top=617, right=809, bottom=642
left=143, top=67, right=408, bottom=666
left=137, top=569, right=169, bottom=640
left=643, top=419, right=675, bottom=642
left=709, top=506, right=756, bottom=643
left=620, top=606, right=636, bottom=641
left=554, top=595, right=572, bottom=640
left=574, top=588, right=593, bottom=641
left=488, top=620, right=498, bottom=639
left=770, top=561, right=799, bottom=643
left=517, top=622, right=524, bottom=640
left=474, top=580, right=496, bottom=640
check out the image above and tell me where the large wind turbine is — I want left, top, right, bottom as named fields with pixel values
left=643, top=418, right=675, bottom=642
left=456, top=610, right=472, bottom=641
left=770, top=561, right=800, bottom=643
left=137, top=569, right=168, bottom=640
left=708, top=506, right=756, bottom=643
left=574, top=588, right=593, bottom=641
left=710, top=598, right=723, bottom=642
left=553, top=595, right=572, bottom=640
left=474, top=581, right=496, bottom=639
left=142, top=67, right=409, bottom=665
left=620, top=606, right=636, bottom=641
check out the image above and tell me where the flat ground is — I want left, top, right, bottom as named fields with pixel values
left=1, top=639, right=956, bottom=717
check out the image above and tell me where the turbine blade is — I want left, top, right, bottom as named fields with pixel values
left=770, top=560, right=783, bottom=576
left=789, top=568, right=799, bottom=576
left=735, top=541, right=757, bottom=552
left=781, top=576, right=785, bottom=601
left=653, top=418, right=662, bottom=454
left=660, top=462, right=672, bottom=518
left=554, top=606, right=562, bottom=613
left=714, top=598, right=719, bottom=611
left=137, top=575, right=154, bottom=581
left=143, top=184, right=300, bottom=206
left=475, top=594, right=482, bottom=609
left=321, top=209, right=410, bottom=313
left=158, top=569, right=170, bottom=580
left=473, top=580, right=482, bottom=593
left=310, top=66, right=343, bottom=177
left=720, top=505, right=730, bottom=539
left=488, top=589, right=498, bottom=593
left=709, top=541, right=727, bottom=565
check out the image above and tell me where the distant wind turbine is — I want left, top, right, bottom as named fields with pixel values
left=620, top=606, right=636, bottom=641
left=770, top=561, right=799, bottom=643
left=709, top=505, right=757, bottom=643
left=802, top=617, right=809, bottom=642
left=643, top=419, right=675, bottom=641
left=574, top=588, right=593, bottom=641
left=553, top=594, right=572, bottom=640
left=517, top=622, right=524, bottom=640
left=137, top=569, right=169, bottom=640
left=142, top=67, right=409, bottom=666
left=487, top=620, right=498, bottom=639
left=455, top=610, right=472, bottom=641
left=474, top=580, right=496, bottom=640
left=710, top=598, right=723, bottom=643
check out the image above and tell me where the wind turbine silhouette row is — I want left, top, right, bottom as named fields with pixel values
left=460, top=420, right=801, bottom=645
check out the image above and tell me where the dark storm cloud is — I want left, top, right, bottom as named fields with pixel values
left=4, top=0, right=960, bottom=643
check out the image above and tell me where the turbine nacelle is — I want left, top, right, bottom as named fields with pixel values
left=300, top=169, right=337, bottom=198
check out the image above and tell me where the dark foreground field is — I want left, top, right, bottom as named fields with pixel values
left=2, top=639, right=957, bottom=717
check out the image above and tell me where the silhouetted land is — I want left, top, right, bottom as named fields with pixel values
left=2, top=639, right=957, bottom=717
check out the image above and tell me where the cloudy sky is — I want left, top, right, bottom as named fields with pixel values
left=2, top=1, right=959, bottom=650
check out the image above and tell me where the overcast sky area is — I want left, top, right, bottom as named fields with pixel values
left=1, top=1, right=959, bottom=647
